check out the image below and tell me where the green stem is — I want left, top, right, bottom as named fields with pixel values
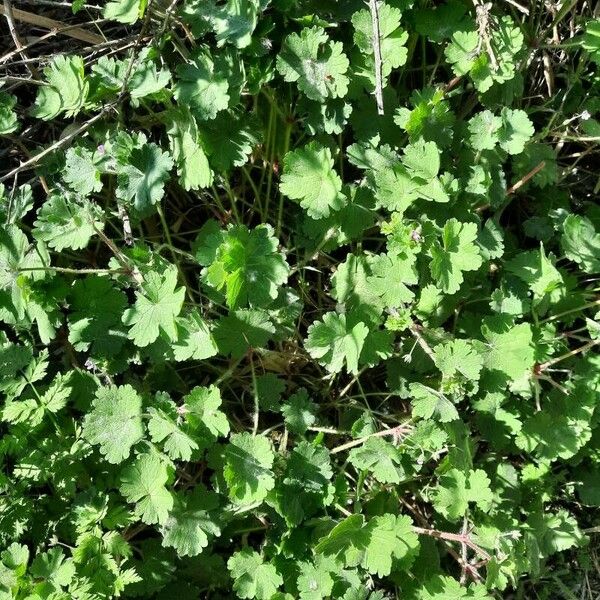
left=250, top=355, right=259, bottom=436
left=18, top=266, right=124, bottom=275
left=540, top=298, right=600, bottom=323
left=222, top=178, right=242, bottom=223
left=276, top=120, right=292, bottom=237
left=261, top=97, right=277, bottom=218
left=157, top=204, right=194, bottom=302
left=241, top=166, right=263, bottom=221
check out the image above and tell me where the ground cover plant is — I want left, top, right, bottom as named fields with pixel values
left=1, top=0, right=600, bottom=597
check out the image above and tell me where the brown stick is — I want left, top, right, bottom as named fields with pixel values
left=369, top=0, right=384, bottom=115
left=3, top=0, right=24, bottom=54
left=0, top=109, right=109, bottom=184
left=0, top=5, right=104, bottom=44
left=0, top=7, right=152, bottom=185
left=400, top=498, right=484, bottom=583
left=506, top=161, right=546, bottom=195
left=476, top=161, right=547, bottom=215
left=538, top=339, right=600, bottom=372
left=443, top=75, right=463, bottom=94
left=0, top=19, right=110, bottom=65
left=409, top=323, right=436, bottom=361
left=330, top=423, right=412, bottom=454
left=413, top=526, right=493, bottom=562
left=2, top=0, right=40, bottom=78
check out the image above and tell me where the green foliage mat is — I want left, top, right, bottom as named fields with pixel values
left=1, top=0, right=600, bottom=598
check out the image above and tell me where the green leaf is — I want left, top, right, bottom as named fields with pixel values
left=0, top=92, right=19, bottom=134
left=172, top=310, right=218, bottom=362
left=505, top=247, right=563, bottom=299
left=402, top=139, right=441, bottom=181
left=300, top=185, right=375, bottom=252
left=213, top=309, right=275, bottom=358
left=433, top=339, right=483, bottom=382
left=67, top=276, right=128, bottom=357
left=148, top=394, right=199, bottom=462
left=279, top=142, right=344, bottom=219
left=0, top=227, right=54, bottom=340
left=498, top=108, right=534, bottom=155
left=314, top=513, right=365, bottom=561
left=228, top=548, right=283, bottom=600
left=372, top=162, right=419, bottom=213
left=477, top=219, right=505, bottom=260
left=254, top=373, right=285, bottom=412
left=349, top=437, right=405, bottom=484
left=212, top=0, right=261, bottom=48
left=468, top=110, right=502, bottom=151
left=63, top=146, right=103, bottom=196
left=160, top=486, right=221, bottom=557
left=528, top=509, right=584, bottom=556
left=90, top=54, right=127, bottom=92
left=124, top=539, right=176, bottom=597
left=82, top=384, right=144, bottom=464
left=174, top=51, right=230, bottom=121
left=359, top=514, right=419, bottom=576
left=418, top=575, right=492, bottom=599
left=561, top=214, right=600, bottom=273
left=0, top=339, right=33, bottom=390
left=410, top=382, right=459, bottom=423
left=582, top=19, right=600, bottom=63
left=331, top=253, right=382, bottom=319
left=516, top=382, right=596, bottom=461
left=128, top=48, right=170, bottom=98
left=281, top=388, right=317, bottom=435
left=4, top=372, right=71, bottom=425
left=116, top=142, right=174, bottom=212
left=429, top=219, right=482, bottom=294
left=33, top=194, right=103, bottom=252
left=4, top=4, right=600, bottom=594
left=0, top=183, right=33, bottom=225
left=269, top=441, right=333, bottom=526
left=465, top=16, right=523, bottom=92
left=305, top=312, right=369, bottom=374
left=513, top=142, right=558, bottom=189
left=0, top=340, right=45, bottom=400
left=166, top=107, right=213, bottom=191
left=276, top=26, right=349, bottom=102
left=395, top=88, right=456, bottom=148
left=30, top=548, right=75, bottom=589
left=352, top=3, right=408, bottom=85
left=432, top=468, right=493, bottom=521
left=489, top=15, right=524, bottom=83
left=184, top=384, right=230, bottom=448
left=316, top=513, right=419, bottom=577
left=119, top=453, right=174, bottom=525
left=31, top=55, right=88, bottom=120
left=445, top=30, right=479, bottom=76
left=122, top=266, right=185, bottom=347
left=299, top=97, right=353, bottom=136
left=360, top=328, right=394, bottom=368
left=223, top=432, right=275, bottom=504
left=200, top=111, right=260, bottom=171
left=297, top=557, right=335, bottom=600
left=415, top=1, right=469, bottom=42
left=202, top=224, right=289, bottom=309
left=1, top=542, right=29, bottom=571
left=367, top=252, right=418, bottom=307
left=481, top=316, right=534, bottom=382
left=104, top=0, right=146, bottom=23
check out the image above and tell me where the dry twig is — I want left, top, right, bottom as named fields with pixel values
left=369, top=0, right=385, bottom=115
left=0, top=4, right=104, bottom=44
